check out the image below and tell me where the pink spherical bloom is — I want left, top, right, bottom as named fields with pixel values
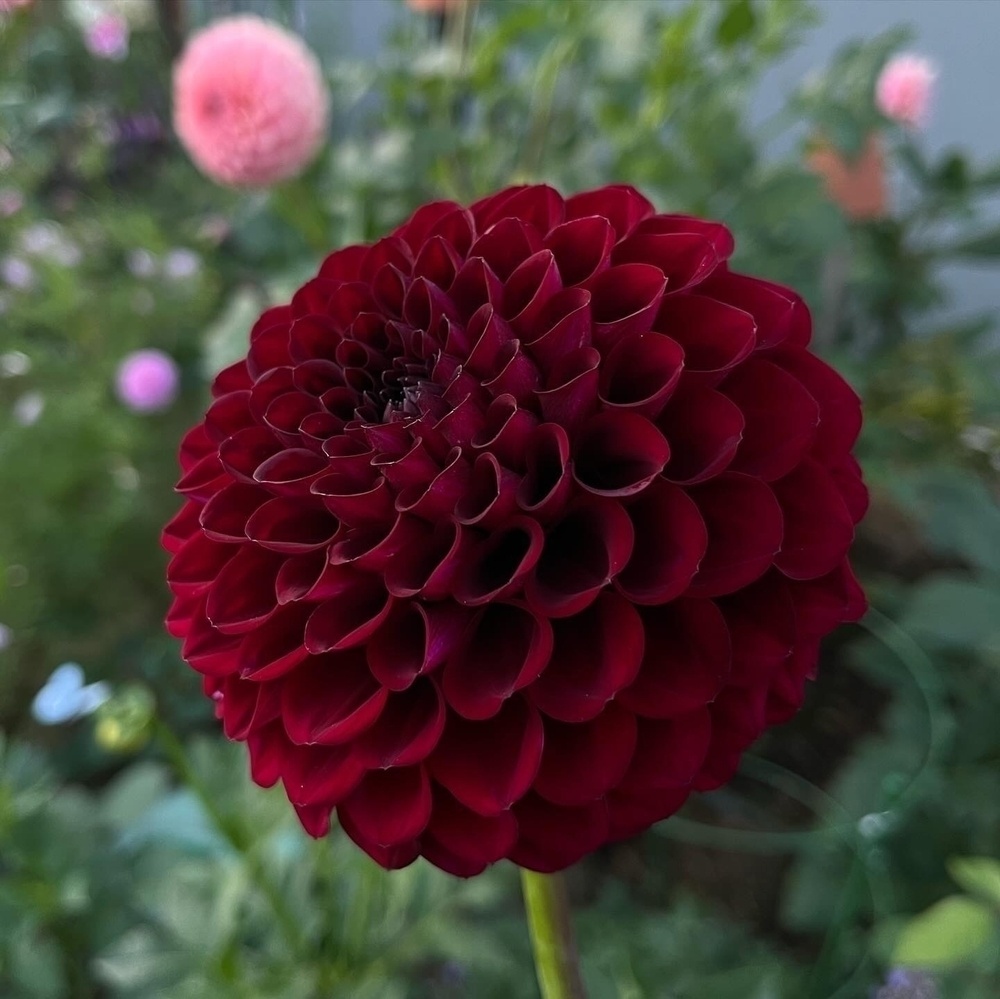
left=116, top=349, right=180, bottom=413
left=84, top=13, right=130, bottom=61
left=172, top=16, right=330, bottom=188
left=876, top=54, right=937, bottom=128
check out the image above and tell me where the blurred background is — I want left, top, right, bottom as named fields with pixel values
left=2, top=1, right=999, bottom=997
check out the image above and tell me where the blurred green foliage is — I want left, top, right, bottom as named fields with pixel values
left=2, top=0, right=1000, bottom=996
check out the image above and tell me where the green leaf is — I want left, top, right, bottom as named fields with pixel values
left=893, top=895, right=996, bottom=967
left=716, top=0, right=757, bottom=47
left=948, top=857, right=1000, bottom=909
left=900, top=575, right=1000, bottom=649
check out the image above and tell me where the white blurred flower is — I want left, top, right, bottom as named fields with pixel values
left=13, top=391, right=44, bottom=426
left=127, top=248, right=157, bottom=278
left=20, top=222, right=81, bottom=267
left=163, top=248, right=201, bottom=281
left=112, top=464, right=140, bottom=490
left=0, top=188, right=23, bottom=217
left=1, top=256, right=36, bottom=290
left=32, top=663, right=112, bottom=726
left=0, top=623, right=11, bottom=652
left=0, top=350, right=30, bottom=376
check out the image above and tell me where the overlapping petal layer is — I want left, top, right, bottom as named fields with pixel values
left=165, top=184, right=867, bottom=874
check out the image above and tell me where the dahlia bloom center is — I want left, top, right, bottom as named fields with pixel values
left=164, top=184, right=867, bottom=876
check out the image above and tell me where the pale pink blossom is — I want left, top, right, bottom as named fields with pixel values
left=116, top=349, right=179, bottom=412
left=876, top=54, right=937, bottom=128
left=172, top=15, right=329, bottom=188
left=84, top=13, right=130, bottom=61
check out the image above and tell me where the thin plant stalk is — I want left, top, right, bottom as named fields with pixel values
left=520, top=869, right=588, bottom=999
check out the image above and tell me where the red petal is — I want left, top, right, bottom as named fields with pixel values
left=615, top=481, right=707, bottom=605
left=455, top=452, right=521, bottom=528
left=534, top=703, right=637, bottom=806
left=525, top=496, right=634, bottom=617
left=773, top=459, right=855, bottom=580
left=245, top=496, right=338, bottom=553
left=618, top=708, right=713, bottom=792
left=522, top=287, right=592, bottom=369
left=606, top=785, right=690, bottom=842
left=422, top=787, right=518, bottom=876
left=657, top=384, right=745, bottom=485
left=686, top=473, right=783, bottom=598
left=304, top=580, right=393, bottom=653
left=657, top=294, right=756, bottom=386
left=618, top=600, right=730, bottom=718
left=722, top=358, right=820, bottom=481
left=199, top=483, right=270, bottom=543
left=544, top=215, right=615, bottom=285
left=699, top=270, right=810, bottom=350
left=384, top=519, right=472, bottom=600
left=442, top=603, right=553, bottom=720
left=528, top=591, right=644, bottom=722
left=205, top=545, right=284, bottom=634
left=339, top=766, right=432, bottom=847
left=573, top=410, right=670, bottom=497
left=238, top=603, right=312, bottom=680
left=219, top=675, right=282, bottom=741
left=588, top=263, right=667, bottom=348
left=598, top=331, right=684, bottom=417
left=280, top=741, right=365, bottom=806
left=454, top=516, right=545, bottom=606
left=536, top=346, right=600, bottom=433
left=281, top=650, right=387, bottom=746
left=366, top=601, right=470, bottom=690
left=564, top=185, right=654, bottom=240
left=613, top=231, right=720, bottom=293
left=509, top=795, right=609, bottom=873
left=356, top=678, right=446, bottom=768
left=428, top=695, right=543, bottom=814
left=516, top=423, right=573, bottom=522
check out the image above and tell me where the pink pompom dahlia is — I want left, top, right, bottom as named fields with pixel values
left=117, top=349, right=180, bottom=412
left=876, top=54, right=937, bottom=129
left=164, top=184, right=867, bottom=875
left=172, top=15, right=329, bottom=188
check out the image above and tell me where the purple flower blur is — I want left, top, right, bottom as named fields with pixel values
left=116, top=349, right=179, bottom=412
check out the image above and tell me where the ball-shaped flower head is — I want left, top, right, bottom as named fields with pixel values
left=876, top=53, right=937, bottom=129
left=172, top=15, right=329, bottom=188
left=163, top=185, right=868, bottom=875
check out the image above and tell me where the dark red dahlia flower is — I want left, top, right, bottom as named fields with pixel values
left=163, top=184, right=867, bottom=875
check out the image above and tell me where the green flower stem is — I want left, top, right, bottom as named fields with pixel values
left=520, top=869, right=588, bottom=999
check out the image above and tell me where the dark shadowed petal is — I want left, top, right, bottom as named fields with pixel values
left=449, top=257, right=504, bottom=319
left=384, top=518, right=473, bottom=600
left=528, top=591, right=644, bottom=722
left=573, top=410, right=670, bottom=497
left=687, top=473, right=784, bottom=598
left=167, top=533, right=235, bottom=595
left=657, top=385, right=745, bottom=485
left=454, top=517, right=545, bottom=606
left=618, top=600, right=731, bottom=718
left=204, top=390, right=254, bottom=444
left=773, top=459, right=855, bottom=580
left=722, top=358, right=820, bottom=481
left=428, top=695, right=543, bottom=814
left=339, top=766, right=433, bottom=847
left=356, top=678, right=446, bottom=768
left=247, top=720, right=289, bottom=788
left=618, top=708, right=713, bottom=792
left=455, top=452, right=521, bottom=528
left=181, top=597, right=242, bottom=676
left=338, top=820, right=422, bottom=869
left=717, top=572, right=796, bottom=687
left=503, top=250, right=564, bottom=334
left=281, top=650, right=388, bottom=746
left=598, top=331, right=684, bottom=417
left=509, top=795, right=609, bottom=873
left=588, top=263, right=667, bottom=348
left=443, top=603, right=553, bottom=720
left=218, top=427, right=282, bottom=484
left=614, top=481, right=707, bottom=605
left=162, top=501, right=202, bottom=554
left=421, top=786, right=518, bottom=876
left=211, top=359, right=253, bottom=397
left=525, top=496, right=634, bottom=617
left=366, top=602, right=470, bottom=690
left=828, top=455, right=869, bottom=525
left=471, top=394, right=538, bottom=471
left=175, top=452, right=229, bottom=502
left=606, top=785, right=690, bottom=842
left=516, top=423, right=573, bottom=522
left=534, top=703, right=637, bottom=806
